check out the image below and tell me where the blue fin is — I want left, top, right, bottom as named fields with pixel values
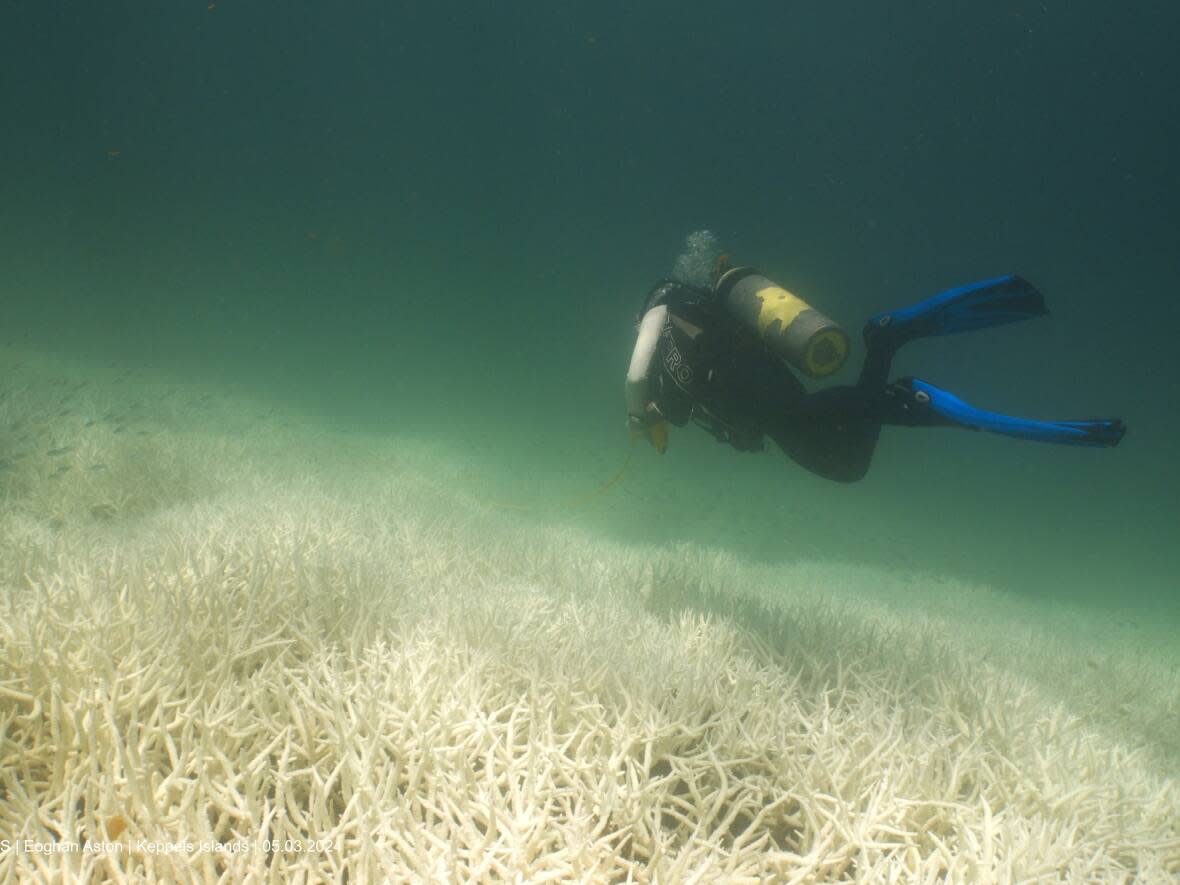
left=904, top=378, right=1126, bottom=447
left=866, top=275, right=1049, bottom=347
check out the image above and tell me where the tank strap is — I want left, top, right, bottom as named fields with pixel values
left=713, top=266, right=760, bottom=301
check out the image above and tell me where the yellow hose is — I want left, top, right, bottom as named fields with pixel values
left=485, top=433, right=639, bottom=512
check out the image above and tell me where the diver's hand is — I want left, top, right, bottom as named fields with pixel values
left=626, top=402, right=664, bottom=431
left=627, top=403, right=669, bottom=453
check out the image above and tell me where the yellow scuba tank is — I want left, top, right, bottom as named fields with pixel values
left=715, top=267, right=850, bottom=378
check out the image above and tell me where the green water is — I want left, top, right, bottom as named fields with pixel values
left=4, top=1, right=1178, bottom=618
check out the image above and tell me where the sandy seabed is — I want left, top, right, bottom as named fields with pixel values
left=1, top=351, right=1177, bottom=883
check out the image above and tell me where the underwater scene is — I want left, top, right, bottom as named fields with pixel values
left=2, top=2, right=1178, bottom=882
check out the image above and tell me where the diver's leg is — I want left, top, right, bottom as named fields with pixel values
left=881, top=377, right=1126, bottom=446
left=857, top=275, right=1048, bottom=391
left=766, top=372, right=1125, bottom=483
left=857, top=335, right=895, bottom=390
left=765, top=387, right=883, bottom=483
left=864, top=275, right=1048, bottom=354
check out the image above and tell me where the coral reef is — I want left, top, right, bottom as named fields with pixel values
left=1, top=352, right=1177, bottom=882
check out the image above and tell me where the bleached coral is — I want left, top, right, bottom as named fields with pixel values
left=0, top=353, right=1177, bottom=882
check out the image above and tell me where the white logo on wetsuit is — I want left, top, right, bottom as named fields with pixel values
left=661, top=324, right=693, bottom=390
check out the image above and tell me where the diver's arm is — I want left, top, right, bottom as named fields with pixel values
left=625, top=304, right=666, bottom=422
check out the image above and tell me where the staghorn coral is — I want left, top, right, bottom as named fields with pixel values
left=0, top=352, right=1177, bottom=882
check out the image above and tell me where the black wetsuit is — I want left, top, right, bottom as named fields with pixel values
left=640, top=280, right=906, bottom=483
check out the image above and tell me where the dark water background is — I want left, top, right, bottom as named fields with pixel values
left=4, top=2, right=1178, bottom=614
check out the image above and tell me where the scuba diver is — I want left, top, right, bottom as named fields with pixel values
left=625, top=232, right=1125, bottom=482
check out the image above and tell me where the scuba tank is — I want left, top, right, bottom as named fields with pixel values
left=715, top=267, right=850, bottom=378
